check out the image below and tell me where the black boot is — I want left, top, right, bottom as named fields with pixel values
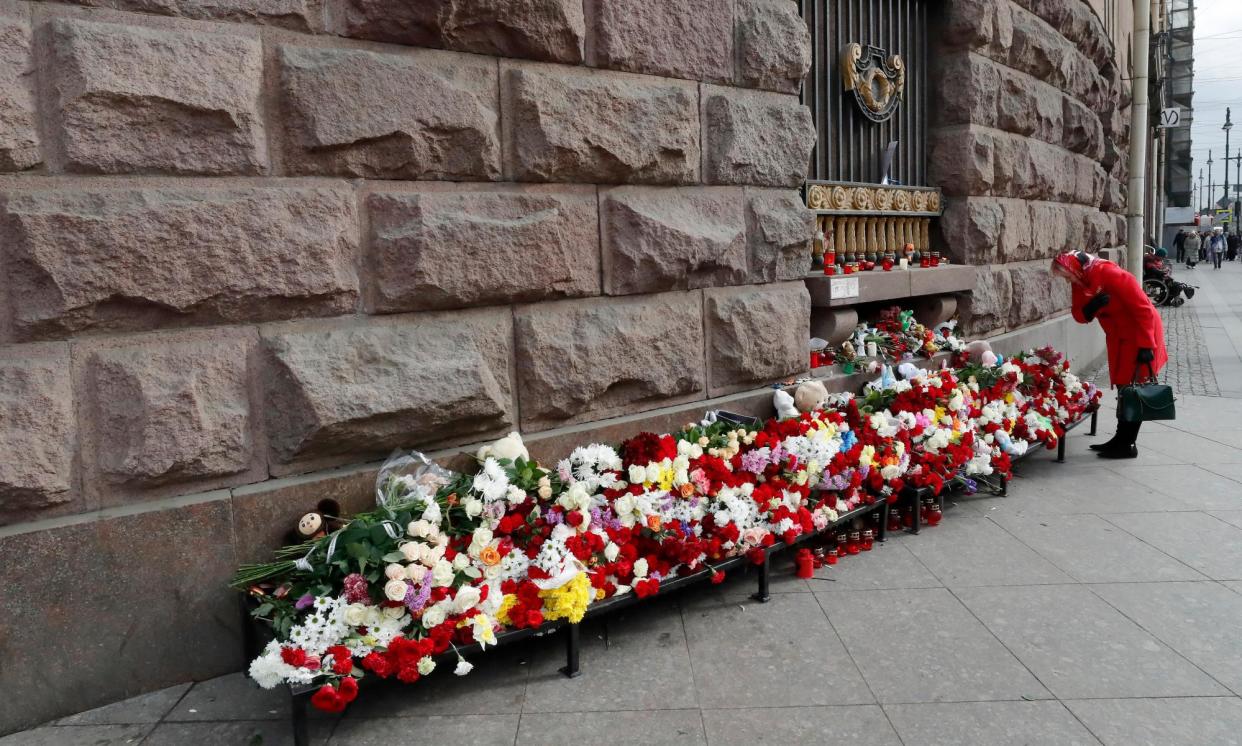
left=1089, top=435, right=1121, bottom=452
left=1097, top=420, right=1140, bottom=459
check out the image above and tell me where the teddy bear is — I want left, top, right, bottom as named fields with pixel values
left=793, top=380, right=830, bottom=413
left=965, top=339, right=999, bottom=367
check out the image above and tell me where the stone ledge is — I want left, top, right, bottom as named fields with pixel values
left=804, top=265, right=976, bottom=308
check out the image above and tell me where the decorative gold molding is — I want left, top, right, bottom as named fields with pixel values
left=840, top=43, right=906, bottom=123
left=803, top=181, right=940, bottom=217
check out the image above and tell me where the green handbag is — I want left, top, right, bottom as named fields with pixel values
left=1118, top=364, right=1176, bottom=423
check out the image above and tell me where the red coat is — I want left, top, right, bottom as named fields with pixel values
left=1070, top=260, right=1167, bottom=387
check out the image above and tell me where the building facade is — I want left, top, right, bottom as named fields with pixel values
left=0, top=0, right=1130, bottom=732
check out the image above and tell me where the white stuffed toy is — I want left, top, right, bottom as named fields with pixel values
left=793, top=380, right=829, bottom=414
left=773, top=389, right=799, bottom=419
left=896, top=362, right=922, bottom=381
left=965, top=339, right=999, bottom=367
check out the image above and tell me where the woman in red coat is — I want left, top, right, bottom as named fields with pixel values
left=1053, top=251, right=1167, bottom=459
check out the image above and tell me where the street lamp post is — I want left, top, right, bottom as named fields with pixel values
left=1225, top=109, right=1234, bottom=208
left=1200, top=169, right=1205, bottom=213
left=1208, top=150, right=1214, bottom=214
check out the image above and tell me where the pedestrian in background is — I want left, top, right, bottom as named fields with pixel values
left=1228, top=231, right=1239, bottom=261
left=1209, top=227, right=1226, bottom=269
left=1053, top=251, right=1167, bottom=459
left=1184, top=229, right=1201, bottom=268
left=1174, top=228, right=1188, bottom=263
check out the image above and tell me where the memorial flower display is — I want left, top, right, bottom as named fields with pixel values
left=233, top=346, right=1099, bottom=712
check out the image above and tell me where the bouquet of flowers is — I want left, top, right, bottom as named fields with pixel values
left=232, top=346, right=1098, bottom=712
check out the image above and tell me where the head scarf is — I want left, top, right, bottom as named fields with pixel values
left=1051, top=251, right=1097, bottom=283
left=1155, top=247, right=1168, bottom=258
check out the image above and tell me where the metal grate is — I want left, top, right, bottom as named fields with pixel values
left=800, top=0, right=930, bottom=186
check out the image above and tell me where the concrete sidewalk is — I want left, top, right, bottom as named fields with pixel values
left=8, top=285, right=1242, bottom=746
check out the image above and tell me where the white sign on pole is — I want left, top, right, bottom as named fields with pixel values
left=1158, top=107, right=1183, bottom=128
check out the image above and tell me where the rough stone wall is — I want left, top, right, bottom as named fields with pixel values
left=0, top=0, right=814, bottom=731
left=931, top=0, right=1130, bottom=337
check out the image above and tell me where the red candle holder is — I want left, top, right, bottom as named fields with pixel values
left=825, top=252, right=836, bottom=266
left=861, top=529, right=874, bottom=551
left=843, top=264, right=854, bottom=275
left=882, top=258, right=894, bottom=271
left=846, top=530, right=862, bottom=555
left=824, top=264, right=836, bottom=276
left=795, top=548, right=815, bottom=578
left=927, top=503, right=943, bottom=526
left=825, top=547, right=839, bottom=565
left=931, top=252, right=941, bottom=267
left=888, top=508, right=903, bottom=532
left=920, top=257, right=931, bottom=268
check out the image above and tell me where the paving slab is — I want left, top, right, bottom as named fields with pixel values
left=164, top=672, right=290, bottom=722
left=900, top=513, right=1073, bottom=587
left=515, top=709, right=705, bottom=745
left=956, top=584, right=1228, bottom=699
left=1064, top=697, right=1242, bottom=746
left=990, top=513, right=1206, bottom=583
left=1110, top=464, right=1242, bottom=510
left=682, top=591, right=872, bottom=708
left=0, top=725, right=151, bottom=745
left=55, top=683, right=190, bottom=726
left=808, top=541, right=943, bottom=592
left=882, top=700, right=1098, bottom=746
left=1104, top=511, right=1242, bottom=580
left=329, top=714, right=517, bottom=745
left=818, top=588, right=1049, bottom=704
left=146, top=720, right=335, bottom=745
left=1209, top=510, right=1242, bottom=529
left=1090, top=580, right=1242, bottom=695
left=968, top=465, right=1187, bottom=515
left=522, top=599, right=697, bottom=713
left=702, top=705, right=900, bottom=745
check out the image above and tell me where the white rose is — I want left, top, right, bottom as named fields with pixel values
left=343, top=603, right=367, bottom=627
left=422, top=604, right=447, bottom=628
left=417, top=656, right=436, bottom=675
left=614, top=494, right=635, bottom=517
left=453, top=586, right=482, bottom=614
left=645, top=463, right=660, bottom=484
left=421, top=500, right=442, bottom=524
left=453, top=553, right=470, bottom=571
left=424, top=544, right=446, bottom=566
left=604, top=543, right=620, bottom=562
left=405, top=564, right=428, bottom=583
left=382, top=605, right=405, bottom=620
left=384, top=579, right=408, bottom=602
left=463, top=498, right=483, bottom=518
left=628, top=464, right=647, bottom=485
left=538, top=484, right=552, bottom=500
left=432, top=558, right=455, bottom=586
left=400, top=542, right=421, bottom=562
left=407, top=519, right=432, bottom=538
left=633, top=558, right=649, bottom=578
left=384, top=563, right=406, bottom=580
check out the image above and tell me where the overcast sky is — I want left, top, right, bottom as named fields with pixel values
left=1187, top=0, right=1242, bottom=207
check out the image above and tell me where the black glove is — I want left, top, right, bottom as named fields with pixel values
left=1082, top=292, right=1110, bottom=321
left=1137, top=348, right=1155, bottom=364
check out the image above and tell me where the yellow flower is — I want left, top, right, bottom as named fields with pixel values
left=538, top=572, right=592, bottom=624
left=495, top=594, right=518, bottom=626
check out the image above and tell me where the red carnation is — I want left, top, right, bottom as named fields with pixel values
left=337, top=676, right=359, bottom=703
left=326, top=645, right=353, bottom=675
left=710, top=570, right=726, bottom=584
left=310, top=685, right=347, bottom=714
left=280, top=647, right=308, bottom=668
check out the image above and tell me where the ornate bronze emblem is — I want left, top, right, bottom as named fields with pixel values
left=840, top=43, right=906, bottom=123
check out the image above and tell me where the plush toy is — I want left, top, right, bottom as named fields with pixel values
left=965, top=339, right=999, bottom=366
left=295, top=499, right=344, bottom=542
left=896, top=362, right=922, bottom=380
left=793, top=380, right=829, bottom=413
left=773, top=389, right=799, bottom=419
